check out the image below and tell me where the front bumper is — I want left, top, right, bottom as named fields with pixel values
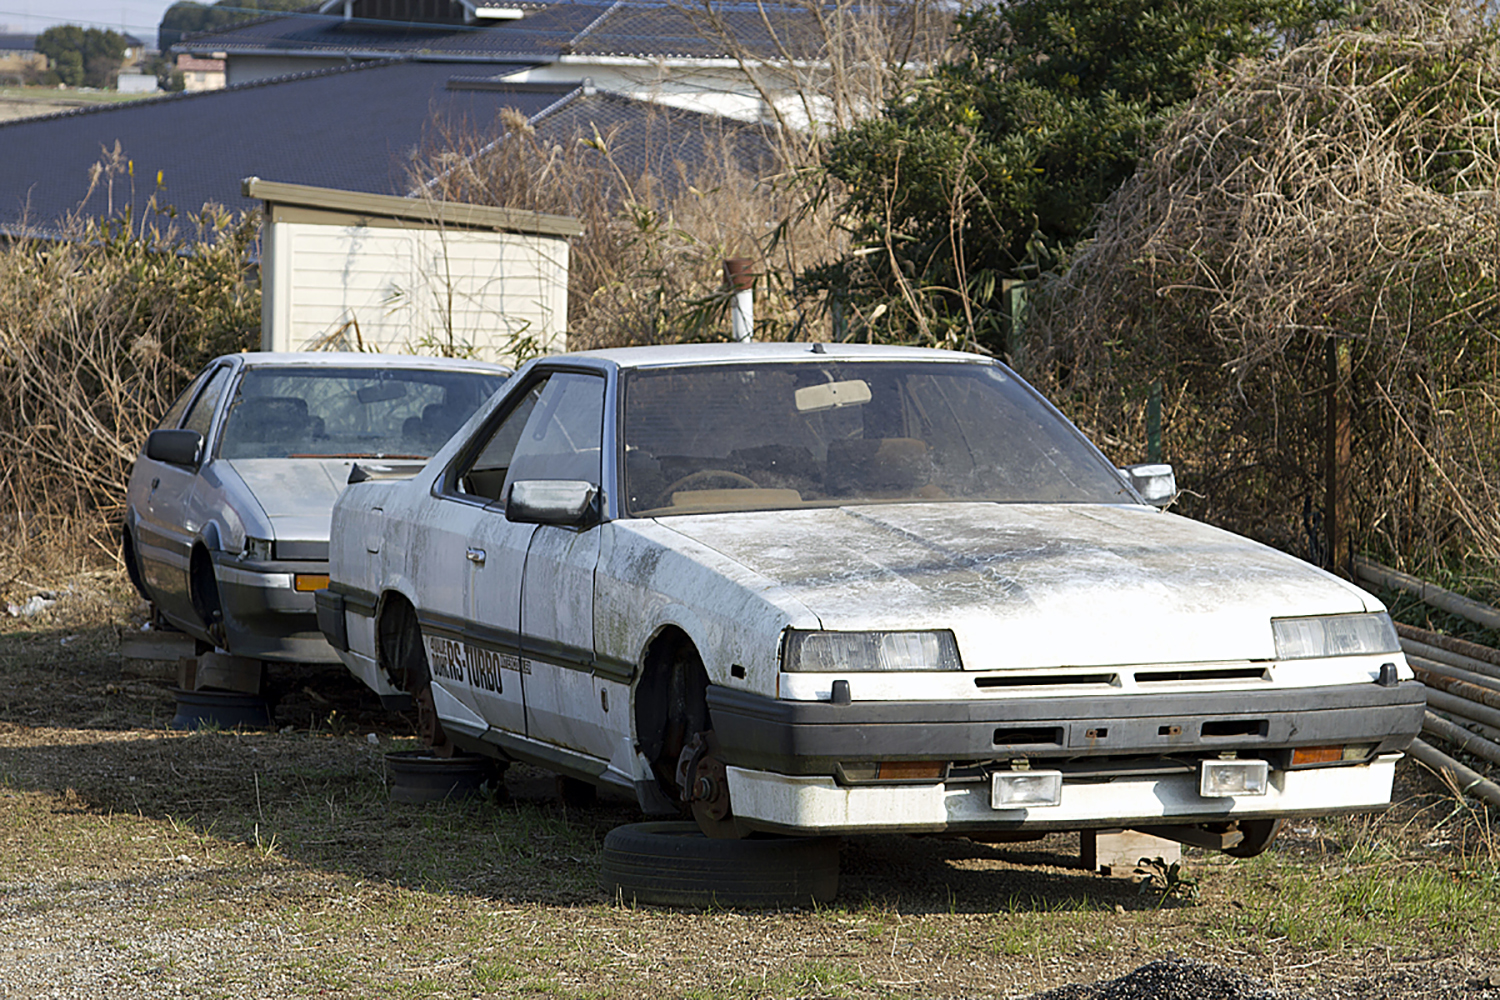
left=212, top=554, right=340, bottom=664
left=725, top=754, right=1403, bottom=836
left=707, top=680, right=1426, bottom=774
left=706, top=680, right=1424, bottom=835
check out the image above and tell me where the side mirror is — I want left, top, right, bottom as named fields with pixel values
left=145, top=428, right=204, bottom=468
left=505, top=480, right=599, bottom=526
left=1120, top=463, right=1176, bottom=508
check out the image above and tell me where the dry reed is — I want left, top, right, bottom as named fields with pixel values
left=1031, top=0, right=1500, bottom=587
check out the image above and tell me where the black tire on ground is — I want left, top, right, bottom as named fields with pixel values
left=1224, top=817, right=1284, bottom=858
left=600, top=821, right=840, bottom=908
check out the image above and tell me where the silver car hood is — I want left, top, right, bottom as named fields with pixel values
left=227, top=458, right=356, bottom=541
left=653, top=503, right=1375, bottom=670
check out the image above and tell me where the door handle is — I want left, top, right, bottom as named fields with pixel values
left=466, top=547, right=486, bottom=565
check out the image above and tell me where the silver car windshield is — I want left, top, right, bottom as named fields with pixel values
left=622, top=360, right=1129, bottom=516
left=219, top=367, right=506, bottom=460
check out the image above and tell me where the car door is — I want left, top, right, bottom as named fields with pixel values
left=416, top=379, right=550, bottom=738
left=498, top=371, right=612, bottom=758
left=135, top=362, right=235, bottom=625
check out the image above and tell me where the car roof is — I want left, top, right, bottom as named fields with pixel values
left=543, top=342, right=992, bottom=372
left=218, top=351, right=513, bottom=374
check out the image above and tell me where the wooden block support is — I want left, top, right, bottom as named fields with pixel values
left=120, top=630, right=198, bottom=682
left=1081, top=828, right=1182, bottom=877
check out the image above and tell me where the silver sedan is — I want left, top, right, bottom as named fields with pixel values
left=123, top=352, right=509, bottom=663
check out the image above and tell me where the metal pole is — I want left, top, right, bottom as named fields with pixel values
left=724, top=258, right=754, bottom=342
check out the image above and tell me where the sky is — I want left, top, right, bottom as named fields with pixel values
left=0, top=2, right=184, bottom=41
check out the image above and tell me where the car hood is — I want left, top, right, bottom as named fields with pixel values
left=653, top=503, right=1375, bottom=670
left=226, top=458, right=356, bottom=541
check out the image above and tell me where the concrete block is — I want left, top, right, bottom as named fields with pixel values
left=1081, top=828, right=1181, bottom=877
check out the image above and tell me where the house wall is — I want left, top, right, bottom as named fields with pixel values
left=261, top=212, right=570, bottom=364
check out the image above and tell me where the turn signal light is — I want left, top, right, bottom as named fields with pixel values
left=294, top=574, right=331, bottom=593
left=1291, top=746, right=1343, bottom=765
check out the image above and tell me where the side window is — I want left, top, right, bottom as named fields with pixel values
left=182, top=366, right=232, bottom=442
left=457, top=379, right=548, bottom=502
left=156, top=367, right=213, bottom=430
left=454, top=372, right=605, bottom=503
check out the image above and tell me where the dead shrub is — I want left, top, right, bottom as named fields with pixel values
left=1030, top=0, right=1500, bottom=585
left=0, top=164, right=259, bottom=584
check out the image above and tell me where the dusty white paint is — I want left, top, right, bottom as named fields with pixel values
left=323, top=345, right=1419, bottom=836
left=262, top=220, right=569, bottom=364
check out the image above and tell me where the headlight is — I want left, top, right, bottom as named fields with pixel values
left=781, top=630, right=962, bottom=672
left=244, top=537, right=273, bottom=562
left=1272, top=613, right=1400, bottom=660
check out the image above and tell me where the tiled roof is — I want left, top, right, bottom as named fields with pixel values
left=0, top=58, right=772, bottom=236
left=0, top=33, right=39, bottom=51
left=175, top=2, right=828, bottom=62
left=0, top=60, right=551, bottom=235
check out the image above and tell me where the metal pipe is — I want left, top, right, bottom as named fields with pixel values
left=1406, top=738, right=1500, bottom=809
left=1355, top=558, right=1500, bottom=631
left=724, top=258, right=754, bottom=343
left=1425, top=687, right=1500, bottom=731
left=1423, top=711, right=1500, bottom=769
left=1396, top=621, right=1500, bottom=669
left=1408, top=656, right=1500, bottom=696
left=1430, top=707, right=1500, bottom=743
left=1400, top=637, right=1500, bottom=684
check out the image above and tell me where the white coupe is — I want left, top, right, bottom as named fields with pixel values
left=317, top=343, right=1423, bottom=855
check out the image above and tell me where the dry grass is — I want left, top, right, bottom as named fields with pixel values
left=0, top=572, right=1495, bottom=998
left=1030, top=0, right=1500, bottom=583
left=0, top=149, right=259, bottom=584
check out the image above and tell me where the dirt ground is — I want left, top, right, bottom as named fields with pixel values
left=0, top=571, right=1496, bottom=998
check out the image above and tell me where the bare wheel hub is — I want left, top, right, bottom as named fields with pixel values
left=675, top=730, right=741, bottom=838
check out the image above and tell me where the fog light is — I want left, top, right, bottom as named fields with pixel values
left=992, top=770, right=1062, bottom=807
left=1200, top=759, right=1269, bottom=797
left=294, top=574, right=330, bottom=593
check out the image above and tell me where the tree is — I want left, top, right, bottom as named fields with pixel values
left=35, top=25, right=127, bottom=89
left=808, top=0, right=1350, bottom=350
left=159, top=0, right=309, bottom=51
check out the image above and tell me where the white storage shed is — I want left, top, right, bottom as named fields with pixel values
left=244, top=178, right=583, bottom=365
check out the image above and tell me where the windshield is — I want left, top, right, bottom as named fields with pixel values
left=622, top=360, right=1128, bottom=516
left=218, top=366, right=506, bottom=460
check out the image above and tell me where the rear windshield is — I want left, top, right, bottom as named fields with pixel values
left=622, top=360, right=1127, bottom=516
left=218, top=367, right=506, bottom=460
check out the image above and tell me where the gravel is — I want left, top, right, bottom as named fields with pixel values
left=1025, top=958, right=1297, bottom=1000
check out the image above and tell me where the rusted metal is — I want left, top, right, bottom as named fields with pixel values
left=1401, top=638, right=1500, bottom=684
left=1414, top=666, right=1500, bottom=713
left=1408, top=658, right=1500, bottom=697
left=723, top=258, right=754, bottom=343
left=1396, top=621, right=1500, bottom=668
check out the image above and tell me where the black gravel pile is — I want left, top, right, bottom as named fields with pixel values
left=1026, top=958, right=1300, bottom=1000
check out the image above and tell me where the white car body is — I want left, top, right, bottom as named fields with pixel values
left=318, top=344, right=1423, bottom=846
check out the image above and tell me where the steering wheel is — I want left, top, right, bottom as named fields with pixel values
left=660, top=469, right=760, bottom=505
